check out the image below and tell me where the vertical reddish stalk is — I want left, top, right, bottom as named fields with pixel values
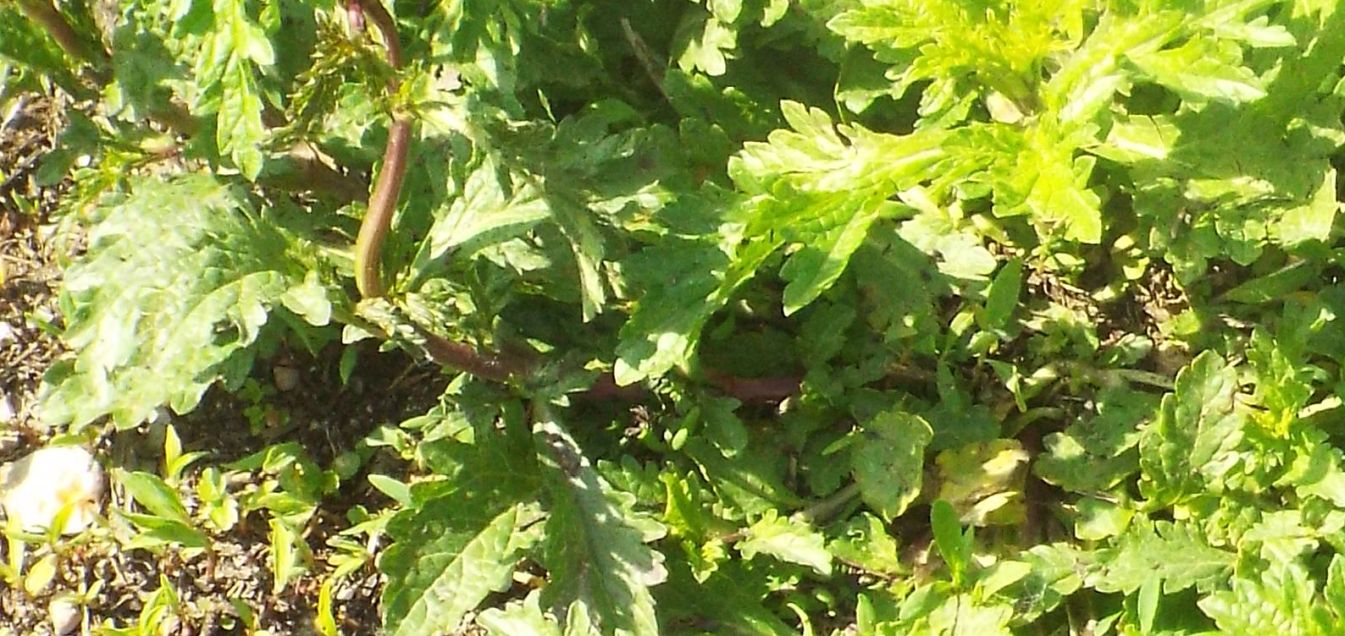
left=351, top=0, right=409, bottom=298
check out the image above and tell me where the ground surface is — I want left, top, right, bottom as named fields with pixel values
left=0, top=92, right=446, bottom=635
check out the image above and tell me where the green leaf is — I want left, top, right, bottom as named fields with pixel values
left=1042, top=12, right=1178, bottom=126
left=1092, top=114, right=1181, bottom=164
left=278, top=271, right=334, bottom=327
left=414, top=155, right=550, bottom=271
left=826, top=0, right=1069, bottom=112
left=987, top=121, right=1104, bottom=243
left=534, top=408, right=666, bottom=636
left=367, top=474, right=412, bottom=507
left=121, top=512, right=209, bottom=551
left=200, top=0, right=275, bottom=180
left=550, top=197, right=608, bottom=323
left=851, top=409, right=931, bottom=521
left=924, top=365, right=1001, bottom=450
left=984, top=257, right=1023, bottom=329
left=39, top=175, right=312, bottom=430
left=1128, top=38, right=1266, bottom=104
left=1325, top=554, right=1345, bottom=610
left=978, top=560, right=1032, bottom=598
left=659, top=471, right=714, bottom=541
left=116, top=470, right=190, bottom=525
left=1243, top=510, right=1318, bottom=564
left=729, top=102, right=955, bottom=312
left=477, top=591, right=562, bottom=636
left=382, top=401, right=545, bottom=635
left=776, top=192, right=887, bottom=315
left=1009, top=544, right=1087, bottom=623
left=1034, top=386, right=1155, bottom=493
left=1275, top=169, right=1339, bottom=246
left=1072, top=497, right=1135, bottom=541
left=930, top=500, right=970, bottom=588
left=1199, top=561, right=1339, bottom=635
left=217, top=59, right=268, bottom=180
left=737, top=509, right=832, bottom=576
left=682, top=437, right=803, bottom=515
left=1092, top=520, right=1234, bottom=595
left=657, top=558, right=796, bottom=636
left=0, top=7, right=85, bottom=95
left=1220, top=260, right=1318, bottom=304
left=1137, top=576, right=1160, bottom=634
left=1247, top=327, right=1315, bottom=429
left=731, top=101, right=949, bottom=197
left=382, top=502, right=540, bottom=636
left=615, top=226, right=776, bottom=385
left=675, top=12, right=736, bottom=77
left=934, top=439, right=1029, bottom=527
left=1280, top=435, right=1345, bottom=507
left=699, top=396, right=750, bottom=457
left=917, top=592, right=1016, bottom=635
left=269, top=518, right=309, bottom=594
left=828, top=513, right=905, bottom=578
left=317, top=579, right=339, bottom=636
left=896, top=191, right=998, bottom=280
left=1139, top=351, right=1247, bottom=506
left=23, top=554, right=57, bottom=596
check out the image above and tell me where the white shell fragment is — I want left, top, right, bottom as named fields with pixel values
left=0, top=445, right=104, bottom=535
left=48, top=595, right=81, bottom=636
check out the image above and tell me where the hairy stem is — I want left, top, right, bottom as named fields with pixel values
left=351, top=0, right=409, bottom=298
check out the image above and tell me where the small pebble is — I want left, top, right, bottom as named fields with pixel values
left=0, top=321, right=15, bottom=343
left=47, top=596, right=80, bottom=636
left=273, top=365, right=300, bottom=392
left=0, top=393, right=15, bottom=424
left=0, top=430, right=20, bottom=455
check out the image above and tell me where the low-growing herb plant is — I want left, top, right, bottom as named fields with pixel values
left=8, top=0, right=1345, bottom=633
left=95, top=575, right=184, bottom=636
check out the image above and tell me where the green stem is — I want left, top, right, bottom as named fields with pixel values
left=798, top=482, right=861, bottom=525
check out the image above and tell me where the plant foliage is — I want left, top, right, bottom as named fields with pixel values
left=11, top=0, right=1345, bottom=632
